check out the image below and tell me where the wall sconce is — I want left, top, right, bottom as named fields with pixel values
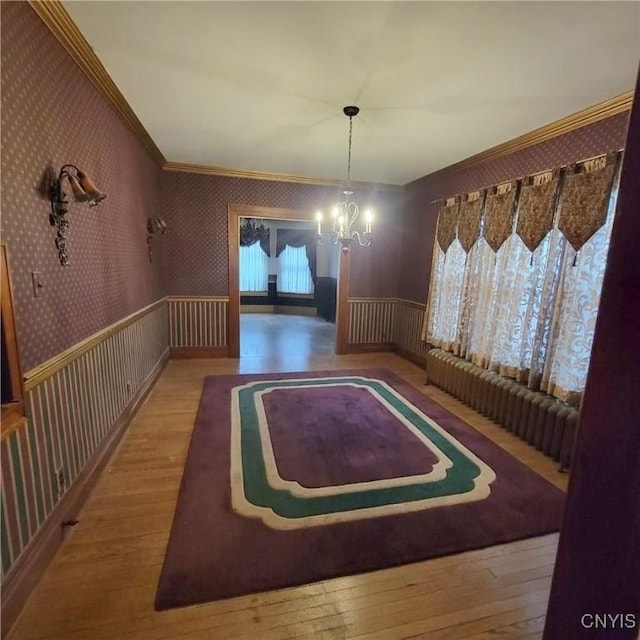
left=147, top=217, right=167, bottom=262
left=49, top=164, right=107, bottom=266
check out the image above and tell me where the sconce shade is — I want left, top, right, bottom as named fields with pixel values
left=67, top=174, right=90, bottom=202
left=77, top=171, right=107, bottom=205
left=146, top=217, right=168, bottom=263
left=147, top=217, right=168, bottom=234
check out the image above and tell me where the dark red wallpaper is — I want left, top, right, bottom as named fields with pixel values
left=399, top=112, right=630, bottom=303
left=1, top=3, right=164, bottom=370
left=160, top=171, right=403, bottom=298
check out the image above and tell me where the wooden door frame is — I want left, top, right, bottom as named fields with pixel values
left=227, top=204, right=350, bottom=358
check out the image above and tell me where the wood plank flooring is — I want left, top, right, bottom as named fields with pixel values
left=8, top=317, right=568, bottom=640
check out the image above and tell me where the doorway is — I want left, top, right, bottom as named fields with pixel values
left=227, top=205, right=348, bottom=358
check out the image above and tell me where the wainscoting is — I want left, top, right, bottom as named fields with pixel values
left=1, top=300, right=169, bottom=631
left=393, top=299, right=430, bottom=365
left=168, top=297, right=229, bottom=357
left=348, top=298, right=427, bottom=365
left=164, top=296, right=427, bottom=363
left=348, top=298, right=396, bottom=348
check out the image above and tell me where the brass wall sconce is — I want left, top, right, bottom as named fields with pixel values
left=147, top=217, right=167, bottom=262
left=49, top=164, right=107, bottom=266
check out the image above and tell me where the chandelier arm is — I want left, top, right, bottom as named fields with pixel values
left=350, top=231, right=372, bottom=247
left=347, top=201, right=359, bottom=227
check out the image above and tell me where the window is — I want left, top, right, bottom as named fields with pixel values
left=277, top=245, right=314, bottom=294
left=239, top=242, right=269, bottom=292
left=423, top=153, right=620, bottom=406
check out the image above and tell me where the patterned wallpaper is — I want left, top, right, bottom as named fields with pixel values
left=399, top=112, right=631, bottom=303
left=160, top=171, right=403, bottom=298
left=1, top=3, right=164, bottom=370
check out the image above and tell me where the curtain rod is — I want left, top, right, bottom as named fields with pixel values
left=428, top=148, right=624, bottom=204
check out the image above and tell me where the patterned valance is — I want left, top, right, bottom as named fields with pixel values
left=557, top=152, right=618, bottom=252
left=275, top=228, right=317, bottom=282
left=436, top=199, right=461, bottom=252
left=457, top=191, right=485, bottom=253
left=516, top=171, right=560, bottom=252
left=483, top=182, right=517, bottom=253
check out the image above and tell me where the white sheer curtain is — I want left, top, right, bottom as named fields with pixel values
left=424, top=240, right=467, bottom=352
left=424, top=157, right=620, bottom=406
left=239, top=242, right=269, bottom=292
left=541, top=185, right=618, bottom=403
left=277, top=245, right=314, bottom=294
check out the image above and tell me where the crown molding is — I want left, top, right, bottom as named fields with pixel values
left=28, top=0, right=166, bottom=166
left=407, top=91, right=633, bottom=189
left=163, top=161, right=405, bottom=192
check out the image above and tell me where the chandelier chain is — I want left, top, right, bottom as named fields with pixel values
left=347, top=116, right=353, bottom=185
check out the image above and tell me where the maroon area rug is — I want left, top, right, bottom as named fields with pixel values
left=155, top=369, right=565, bottom=610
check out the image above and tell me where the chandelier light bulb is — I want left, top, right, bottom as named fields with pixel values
left=365, top=209, right=373, bottom=233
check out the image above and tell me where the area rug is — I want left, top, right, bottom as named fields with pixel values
left=155, top=369, right=565, bottom=610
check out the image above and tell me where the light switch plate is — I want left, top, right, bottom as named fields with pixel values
left=31, top=271, right=43, bottom=297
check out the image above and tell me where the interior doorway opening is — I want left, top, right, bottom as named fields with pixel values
left=228, top=205, right=346, bottom=359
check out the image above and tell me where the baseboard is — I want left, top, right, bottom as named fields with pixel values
left=0, top=350, right=170, bottom=638
left=393, top=345, right=427, bottom=368
left=241, top=305, right=275, bottom=313
left=273, top=306, right=317, bottom=316
left=170, top=346, right=229, bottom=358
left=240, top=305, right=317, bottom=316
left=346, top=342, right=394, bottom=354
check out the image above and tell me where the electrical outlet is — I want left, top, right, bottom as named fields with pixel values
left=56, top=467, right=65, bottom=498
left=126, top=381, right=132, bottom=395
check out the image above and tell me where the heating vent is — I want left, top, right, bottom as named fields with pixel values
left=426, top=349, right=579, bottom=470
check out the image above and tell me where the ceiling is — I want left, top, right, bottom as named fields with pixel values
left=63, top=1, right=639, bottom=186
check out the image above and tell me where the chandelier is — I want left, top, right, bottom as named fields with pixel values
left=239, top=218, right=268, bottom=246
left=316, top=106, right=373, bottom=252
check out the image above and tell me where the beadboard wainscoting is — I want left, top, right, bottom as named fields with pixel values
left=348, top=298, right=427, bottom=365
left=393, top=299, right=429, bottom=366
left=1, top=300, right=169, bottom=632
left=165, top=296, right=427, bottom=364
left=168, top=297, right=229, bottom=357
left=348, top=298, right=397, bottom=349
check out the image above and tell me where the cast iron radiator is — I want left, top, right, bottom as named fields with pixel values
left=425, top=348, right=579, bottom=470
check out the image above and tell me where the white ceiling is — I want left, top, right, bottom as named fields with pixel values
left=63, top=1, right=639, bottom=186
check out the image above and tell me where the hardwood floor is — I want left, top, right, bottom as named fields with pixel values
left=7, top=326, right=568, bottom=640
left=240, top=313, right=337, bottom=360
